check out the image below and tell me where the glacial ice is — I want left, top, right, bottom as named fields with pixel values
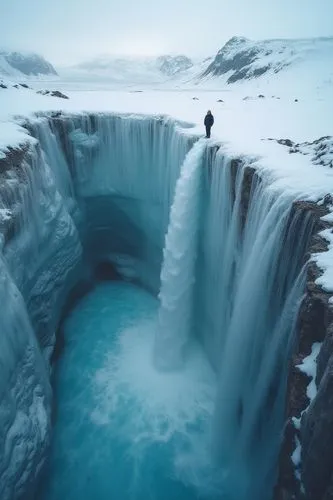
left=0, top=113, right=315, bottom=499
left=0, top=115, right=195, bottom=499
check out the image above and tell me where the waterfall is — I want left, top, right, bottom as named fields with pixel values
left=154, top=139, right=206, bottom=370
left=0, top=114, right=196, bottom=499
left=31, top=114, right=194, bottom=293
left=157, top=146, right=314, bottom=498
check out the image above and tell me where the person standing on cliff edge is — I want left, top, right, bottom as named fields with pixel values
left=204, top=110, right=214, bottom=138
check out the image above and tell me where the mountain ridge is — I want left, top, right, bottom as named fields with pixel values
left=0, top=50, right=58, bottom=78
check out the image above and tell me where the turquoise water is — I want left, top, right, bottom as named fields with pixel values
left=40, top=282, right=219, bottom=500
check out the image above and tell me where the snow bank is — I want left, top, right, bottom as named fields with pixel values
left=297, top=342, right=322, bottom=403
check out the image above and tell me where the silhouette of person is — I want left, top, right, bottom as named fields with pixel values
left=204, top=110, right=214, bottom=138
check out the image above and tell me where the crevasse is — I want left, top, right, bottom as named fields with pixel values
left=0, top=113, right=314, bottom=500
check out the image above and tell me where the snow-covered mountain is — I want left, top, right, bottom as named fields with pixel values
left=200, top=36, right=333, bottom=84
left=0, top=50, right=57, bottom=78
left=156, top=55, right=193, bottom=76
left=61, top=54, right=194, bottom=85
left=55, top=36, right=333, bottom=92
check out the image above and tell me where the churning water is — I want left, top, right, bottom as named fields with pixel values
left=40, top=282, right=220, bottom=500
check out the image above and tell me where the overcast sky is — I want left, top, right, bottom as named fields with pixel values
left=1, top=0, right=333, bottom=65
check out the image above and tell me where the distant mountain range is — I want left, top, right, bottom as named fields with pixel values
left=58, top=54, right=199, bottom=85
left=0, top=50, right=58, bottom=78
left=201, top=36, right=333, bottom=84
left=1, top=36, right=332, bottom=87
left=60, top=36, right=333, bottom=87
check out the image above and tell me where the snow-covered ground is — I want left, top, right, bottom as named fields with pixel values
left=1, top=86, right=332, bottom=195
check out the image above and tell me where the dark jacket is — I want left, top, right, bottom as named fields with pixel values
left=204, top=113, right=214, bottom=127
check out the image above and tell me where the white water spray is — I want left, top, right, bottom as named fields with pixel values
left=154, top=139, right=206, bottom=370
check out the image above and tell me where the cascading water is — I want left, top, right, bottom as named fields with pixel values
left=0, top=113, right=315, bottom=500
left=195, top=152, right=313, bottom=499
left=154, top=139, right=206, bottom=370
left=153, top=145, right=314, bottom=498
left=0, top=114, right=195, bottom=500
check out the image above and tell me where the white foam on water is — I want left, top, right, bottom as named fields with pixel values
left=93, top=307, right=220, bottom=494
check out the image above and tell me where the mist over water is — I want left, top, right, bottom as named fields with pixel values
left=40, top=282, right=219, bottom=500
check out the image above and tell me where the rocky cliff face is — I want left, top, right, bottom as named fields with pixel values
left=201, top=36, right=333, bottom=84
left=274, top=200, right=333, bottom=500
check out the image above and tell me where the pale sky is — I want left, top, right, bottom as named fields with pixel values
left=1, top=0, right=333, bottom=65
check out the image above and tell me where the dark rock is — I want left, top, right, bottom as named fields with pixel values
left=280, top=139, right=294, bottom=147
left=202, top=144, right=221, bottom=183
left=37, top=89, right=69, bottom=99
left=252, top=65, right=271, bottom=78
left=240, top=166, right=257, bottom=229
left=19, top=83, right=29, bottom=88
left=258, top=94, right=265, bottom=98
left=275, top=199, right=333, bottom=500
left=266, top=137, right=333, bottom=170
left=0, top=83, right=7, bottom=89
left=324, top=194, right=333, bottom=206
left=217, top=99, right=224, bottom=102
left=0, top=144, right=31, bottom=175
left=317, top=325, right=333, bottom=383
left=295, top=99, right=299, bottom=102
left=203, top=37, right=276, bottom=84
left=50, top=90, right=69, bottom=99
left=227, top=67, right=250, bottom=83
left=13, top=84, right=19, bottom=89
left=0, top=144, right=34, bottom=243
left=301, top=355, right=333, bottom=500
left=267, top=138, right=295, bottom=148
left=273, top=418, right=301, bottom=500
left=192, top=97, right=199, bottom=100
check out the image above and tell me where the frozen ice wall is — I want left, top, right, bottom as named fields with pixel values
left=0, top=114, right=194, bottom=499
left=0, top=140, right=81, bottom=500
left=34, top=114, right=195, bottom=292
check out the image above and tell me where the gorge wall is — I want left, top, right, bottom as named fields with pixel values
left=0, top=112, right=332, bottom=500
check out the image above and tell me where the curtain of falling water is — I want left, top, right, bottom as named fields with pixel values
left=156, top=145, right=314, bottom=499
